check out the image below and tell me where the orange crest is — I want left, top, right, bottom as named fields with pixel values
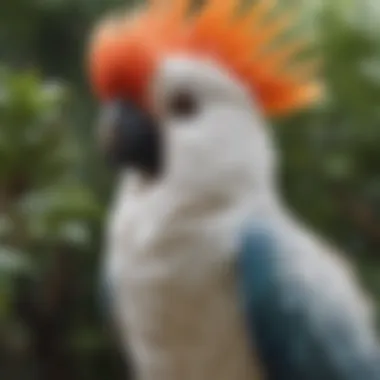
left=88, top=0, right=322, bottom=115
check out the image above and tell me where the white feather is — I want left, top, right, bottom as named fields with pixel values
left=104, top=57, right=376, bottom=380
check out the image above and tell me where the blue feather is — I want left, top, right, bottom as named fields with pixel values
left=237, top=220, right=380, bottom=380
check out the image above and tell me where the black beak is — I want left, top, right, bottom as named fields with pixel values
left=98, top=100, right=162, bottom=177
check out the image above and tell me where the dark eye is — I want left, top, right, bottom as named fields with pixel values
left=167, top=90, right=199, bottom=119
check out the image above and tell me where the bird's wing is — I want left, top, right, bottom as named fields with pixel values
left=237, top=219, right=380, bottom=380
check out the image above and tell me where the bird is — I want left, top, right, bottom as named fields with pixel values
left=87, top=1, right=380, bottom=379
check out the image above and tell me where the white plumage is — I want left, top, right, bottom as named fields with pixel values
left=105, top=170, right=265, bottom=380
left=103, top=57, right=378, bottom=380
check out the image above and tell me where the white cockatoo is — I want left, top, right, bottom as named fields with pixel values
left=88, top=1, right=380, bottom=379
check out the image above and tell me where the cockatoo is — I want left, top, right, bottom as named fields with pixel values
left=88, top=1, right=380, bottom=379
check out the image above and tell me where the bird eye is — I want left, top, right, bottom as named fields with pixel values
left=167, top=90, right=198, bottom=119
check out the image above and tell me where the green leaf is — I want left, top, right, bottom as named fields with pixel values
left=0, top=247, right=33, bottom=275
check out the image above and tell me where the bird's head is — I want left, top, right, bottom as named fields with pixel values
left=87, top=0, right=321, bottom=199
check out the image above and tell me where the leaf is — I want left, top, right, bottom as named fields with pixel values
left=0, top=247, right=33, bottom=275
left=57, top=221, right=92, bottom=246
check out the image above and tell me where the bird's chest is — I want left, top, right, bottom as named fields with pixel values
left=106, top=197, right=261, bottom=380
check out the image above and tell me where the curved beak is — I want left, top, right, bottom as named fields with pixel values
left=98, top=100, right=162, bottom=177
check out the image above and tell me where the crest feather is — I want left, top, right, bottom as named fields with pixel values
left=88, top=0, right=322, bottom=115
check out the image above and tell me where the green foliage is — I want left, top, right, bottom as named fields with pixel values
left=0, top=67, right=101, bottom=247
left=0, top=67, right=106, bottom=380
left=0, top=0, right=379, bottom=379
left=278, top=0, right=380, bottom=321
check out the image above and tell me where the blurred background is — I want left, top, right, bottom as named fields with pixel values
left=0, top=0, right=379, bottom=379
